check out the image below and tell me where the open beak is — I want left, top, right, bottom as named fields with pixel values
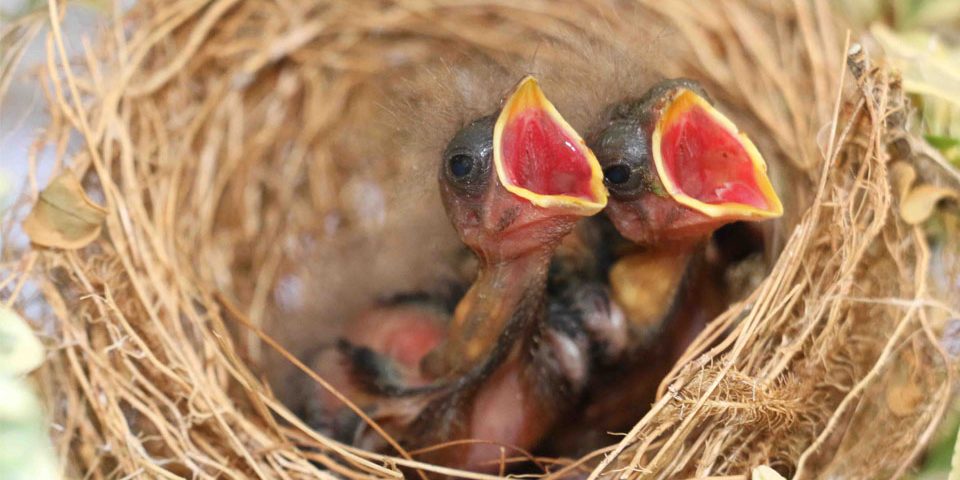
left=651, top=89, right=783, bottom=220
left=493, top=76, right=607, bottom=216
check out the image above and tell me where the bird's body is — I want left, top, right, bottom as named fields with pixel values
left=304, top=77, right=609, bottom=471
left=546, top=78, right=783, bottom=453
left=545, top=243, right=728, bottom=453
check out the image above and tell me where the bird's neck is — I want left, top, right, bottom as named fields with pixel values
left=609, top=240, right=703, bottom=337
left=648, top=237, right=704, bottom=257
left=421, top=249, right=551, bottom=379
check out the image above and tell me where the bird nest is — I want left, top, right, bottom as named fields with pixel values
left=3, top=0, right=959, bottom=478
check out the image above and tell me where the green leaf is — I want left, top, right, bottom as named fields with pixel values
left=0, top=377, right=58, bottom=480
left=870, top=24, right=960, bottom=139
left=927, top=135, right=960, bottom=150
left=926, top=135, right=960, bottom=167
left=0, top=306, right=45, bottom=376
left=894, top=0, right=960, bottom=29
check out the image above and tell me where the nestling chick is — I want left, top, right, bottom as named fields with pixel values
left=306, top=76, right=608, bottom=471
left=598, top=77, right=781, bottom=339
left=551, top=78, right=783, bottom=451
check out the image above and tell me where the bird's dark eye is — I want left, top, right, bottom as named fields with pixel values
left=441, top=115, right=495, bottom=196
left=448, top=154, right=475, bottom=178
left=443, top=150, right=487, bottom=191
left=589, top=121, right=652, bottom=199
left=598, top=157, right=648, bottom=199
left=603, top=164, right=632, bottom=185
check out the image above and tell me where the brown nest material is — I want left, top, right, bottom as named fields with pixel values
left=3, top=0, right=959, bottom=478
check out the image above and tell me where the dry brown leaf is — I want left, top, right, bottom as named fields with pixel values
left=886, top=381, right=924, bottom=417
left=22, top=172, right=106, bottom=249
left=900, top=184, right=959, bottom=225
left=891, top=161, right=917, bottom=201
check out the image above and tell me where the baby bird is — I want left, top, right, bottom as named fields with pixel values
left=307, top=76, right=608, bottom=471
left=597, top=77, right=781, bottom=339
left=552, top=78, right=784, bottom=451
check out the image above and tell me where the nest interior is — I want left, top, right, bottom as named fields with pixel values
left=3, top=0, right=958, bottom=478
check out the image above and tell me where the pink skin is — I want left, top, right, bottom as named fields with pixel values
left=464, top=356, right=538, bottom=468
left=604, top=191, right=728, bottom=248
left=343, top=306, right=447, bottom=374
left=461, top=326, right=592, bottom=469
left=309, top=305, right=446, bottom=419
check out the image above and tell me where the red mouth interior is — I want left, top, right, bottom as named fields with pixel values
left=500, top=108, right=596, bottom=201
left=660, top=105, right=772, bottom=210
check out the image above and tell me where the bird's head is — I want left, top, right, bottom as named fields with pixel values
left=589, top=78, right=782, bottom=246
left=439, top=76, right=607, bottom=262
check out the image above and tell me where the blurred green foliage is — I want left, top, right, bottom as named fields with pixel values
left=0, top=377, right=58, bottom=480
left=871, top=23, right=960, bottom=152
left=840, top=0, right=960, bottom=169
left=0, top=307, right=56, bottom=480
left=837, top=0, right=960, bottom=31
